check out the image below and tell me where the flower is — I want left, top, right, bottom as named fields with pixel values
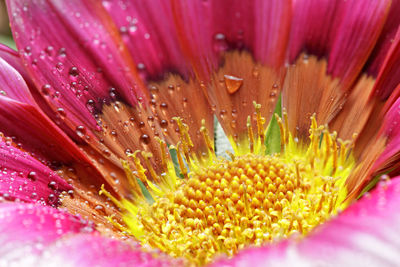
left=1, top=0, right=400, bottom=266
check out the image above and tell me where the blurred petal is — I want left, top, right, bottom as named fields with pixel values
left=213, top=178, right=400, bottom=267
left=41, top=234, right=176, bottom=267
left=0, top=136, right=71, bottom=204
left=0, top=202, right=93, bottom=265
left=0, top=202, right=177, bottom=267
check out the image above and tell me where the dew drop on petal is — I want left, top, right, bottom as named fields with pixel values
left=224, top=74, right=243, bottom=94
left=27, top=171, right=37, bottom=181
left=140, top=134, right=150, bottom=145
left=69, top=67, right=79, bottom=78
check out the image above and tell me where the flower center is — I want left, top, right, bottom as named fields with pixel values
left=100, top=105, right=355, bottom=265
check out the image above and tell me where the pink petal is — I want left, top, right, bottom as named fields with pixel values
left=0, top=43, right=79, bottom=140
left=42, top=234, right=176, bottom=267
left=213, top=178, right=400, bottom=267
left=371, top=29, right=400, bottom=100
left=0, top=202, right=94, bottom=265
left=0, top=56, right=35, bottom=105
left=0, top=202, right=176, bottom=266
left=0, top=137, right=71, bottom=204
left=7, top=0, right=147, bottom=135
left=171, top=0, right=291, bottom=79
left=0, top=53, right=91, bottom=164
left=371, top=94, right=400, bottom=175
left=288, top=0, right=391, bottom=88
left=364, top=0, right=400, bottom=78
left=102, top=0, right=191, bottom=80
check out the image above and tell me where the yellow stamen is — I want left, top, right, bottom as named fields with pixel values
left=101, top=104, right=355, bottom=266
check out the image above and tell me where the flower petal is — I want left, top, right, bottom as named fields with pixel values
left=0, top=53, right=91, bottom=164
left=213, top=178, right=400, bottom=267
left=288, top=0, right=390, bottom=88
left=364, top=0, right=400, bottom=78
left=370, top=94, right=400, bottom=176
left=7, top=0, right=147, bottom=134
left=171, top=0, right=291, bottom=141
left=0, top=136, right=71, bottom=204
left=102, top=0, right=190, bottom=81
left=283, top=0, right=391, bottom=139
left=372, top=29, right=400, bottom=100
left=101, top=0, right=214, bottom=151
left=0, top=202, right=177, bottom=266
left=41, top=234, right=177, bottom=267
left=0, top=202, right=93, bottom=265
left=0, top=56, right=35, bottom=104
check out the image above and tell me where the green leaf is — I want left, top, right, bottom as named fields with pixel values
left=168, top=146, right=184, bottom=178
left=137, top=178, right=155, bottom=204
left=0, top=35, right=16, bottom=50
left=265, top=95, right=282, bottom=154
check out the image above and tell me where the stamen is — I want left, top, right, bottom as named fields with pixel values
left=101, top=104, right=355, bottom=265
left=200, top=119, right=215, bottom=156
left=247, top=116, right=255, bottom=153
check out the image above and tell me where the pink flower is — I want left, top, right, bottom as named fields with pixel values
left=1, top=0, right=400, bottom=266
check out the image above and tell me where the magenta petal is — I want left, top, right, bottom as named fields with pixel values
left=42, top=234, right=176, bottom=267
left=0, top=57, right=35, bottom=105
left=213, top=179, right=400, bottom=267
left=0, top=54, right=91, bottom=164
left=365, top=0, right=400, bottom=78
left=0, top=137, right=71, bottom=204
left=0, top=202, right=175, bottom=266
left=288, top=0, right=390, bottom=87
left=102, top=0, right=191, bottom=80
left=7, top=0, right=147, bottom=135
left=171, top=0, right=291, bottom=79
left=372, top=29, right=400, bottom=99
left=0, top=202, right=94, bottom=265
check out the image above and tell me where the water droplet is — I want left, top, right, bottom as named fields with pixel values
left=55, top=62, right=64, bottom=72
left=56, top=108, right=66, bottom=118
left=48, top=181, right=58, bottom=190
left=27, top=171, right=37, bottom=181
left=160, top=119, right=168, bottom=128
left=252, top=67, right=260, bottom=79
left=95, top=205, right=104, bottom=210
left=102, top=149, right=111, bottom=157
left=140, top=134, right=150, bottom=145
left=41, top=84, right=51, bottom=96
left=224, top=75, right=243, bottom=94
left=160, top=102, right=168, bottom=109
left=86, top=99, right=95, bottom=112
left=48, top=194, right=57, bottom=204
left=76, top=125, right=86, bottom=137
left=67, top=190, right=74, bottom=198
left=213, top=33, right=228, bottom=52
left=69, top=67, right=79, bottom=77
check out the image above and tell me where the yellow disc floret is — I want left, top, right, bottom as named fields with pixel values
left=100, top=104, right=355, bottom=266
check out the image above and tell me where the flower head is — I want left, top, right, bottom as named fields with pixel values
left=1, top=0, right=400, bottom=266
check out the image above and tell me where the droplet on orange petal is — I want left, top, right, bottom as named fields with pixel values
left=224, top=74, right=243, bottom=94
